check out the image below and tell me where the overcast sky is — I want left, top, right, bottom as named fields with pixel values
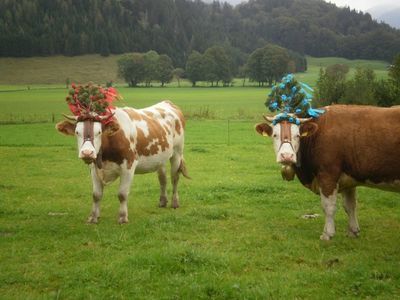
left=326, top=0, right=399, bottom=11
left=224, top=0, right=400, bottom=12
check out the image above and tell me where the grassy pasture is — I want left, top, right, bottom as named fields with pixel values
left=1, top=84, right=400, bottom=299
left=0, top=55, right=399, bottom=298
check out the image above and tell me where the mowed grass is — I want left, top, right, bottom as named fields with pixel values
left=1, top=86, right=400, bottom=298
left=0, top=87, right=269, bottom=124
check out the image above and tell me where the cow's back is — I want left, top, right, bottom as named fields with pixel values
left=296, top=105, right=400, bottom=190
left=121, top=101, right=186, bottom=173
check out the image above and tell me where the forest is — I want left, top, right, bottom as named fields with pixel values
left=1, top=0, right=400, bottom=66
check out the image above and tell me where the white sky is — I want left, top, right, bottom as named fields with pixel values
left=226, top=0, right=400, bottom=12
left=326, top=0, right=400, bottom=12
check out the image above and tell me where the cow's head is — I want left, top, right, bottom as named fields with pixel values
left=56, top=114, right=119, bottom=164
left=255, top=115, right=318, bottom=165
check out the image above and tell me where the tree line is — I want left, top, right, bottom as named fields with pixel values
left=316, top=54, right=400, bottom=107
left=117, top=44, right=307, bottom=87
left=1, top=0, right=400, bottom=65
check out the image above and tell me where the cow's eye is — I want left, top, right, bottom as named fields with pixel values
left=273, top=134, right=277, bottom=138
left=75, top=131, right=78, bottom=135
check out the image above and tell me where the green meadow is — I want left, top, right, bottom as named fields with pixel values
left=0, top=57, right=399, bottom=299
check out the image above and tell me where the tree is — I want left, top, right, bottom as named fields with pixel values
left=143, top=50, right=159, bottom=87
left=186, top=51, right=205, bottom=87
left=117, top=53, right=146, bottom=87
left=238, top=65, right=248, bottom=87
left=204, top=46, right=233, bottom=86
left=246, top=48, right=265, bottom=86
left=373, top=54, right=400, bottom=107
left=388, top=54, right=400, bottom=98
left=99, top=31, right=110, bottom=57
left=374, top=79, right=396, bottom=107
left=247, top=44, right=290, bottom=86
left=342, top=67, right=376, bottom=105
left=157, top=54, right=174, bottom=87
left=315, top=64, right=349, bottom=105
left=172, top=68, right=185, bottom=87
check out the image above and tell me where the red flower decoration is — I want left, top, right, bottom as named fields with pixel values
left=66, top=83, right=120, bottom=124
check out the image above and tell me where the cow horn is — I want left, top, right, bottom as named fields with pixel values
left=263, top=115, right=275, bottom=123
left=97, top=112, right=115, bottom=121
left=297, top=117, right=312, bottom=123
left=62, top=114, right=78, bottom=121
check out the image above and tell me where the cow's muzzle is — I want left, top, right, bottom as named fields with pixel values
left=278, top=152, right=296, bottom=165
left=80, top=149, right=96, bottom=164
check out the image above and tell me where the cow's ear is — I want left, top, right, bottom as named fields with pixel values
left=103, top=120, right=120, bottom=136
left=56, top=121, right=76, bottom=136
left=255, top=123, right=273, bottom=137
left=300, top=122, right=318, bottom=138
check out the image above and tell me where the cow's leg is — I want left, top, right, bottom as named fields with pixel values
left=170, top=154, right=182, bottom=209
left=318, top=173, right=339, bottom=240
left=87, top=168, right=103, bottom=224
left=320, top=187, right=338, bottom=240
left=342, top=188, right=360, bottom=237
left=117, top=168, right=134, bottom=224
left=158, top=165, right=168, bottom=208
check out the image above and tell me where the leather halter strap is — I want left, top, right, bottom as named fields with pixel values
left=278, top=121, right=294, bottom=152
left=82, top=120, right=94, bottom=146
left=82, top=120, right=103, bottom=169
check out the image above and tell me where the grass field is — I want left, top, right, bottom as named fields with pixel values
left=0, top=57, right=399, bottom=299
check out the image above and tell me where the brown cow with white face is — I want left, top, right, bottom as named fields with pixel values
left=56, top=101, right=189, bottom=224
left=256, top=105, right=400, bottom=240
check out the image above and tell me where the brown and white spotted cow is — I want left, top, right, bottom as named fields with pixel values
left=56, top=101, right=189, bottom=224
left=255, top=105, right=400, bottom=240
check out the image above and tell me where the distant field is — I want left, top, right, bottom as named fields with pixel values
left=301, top=56, right=389, bottom=85
left=0, top=87, right=269, bottom=124
left=0, top=54, right=390, bottom=85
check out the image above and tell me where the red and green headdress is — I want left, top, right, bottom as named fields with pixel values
left=66, top=83, right=120, bottom=123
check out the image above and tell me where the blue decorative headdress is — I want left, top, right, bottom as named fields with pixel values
left=266, top=74, right=325, bottom=125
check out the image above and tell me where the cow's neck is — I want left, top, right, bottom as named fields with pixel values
left=96, top=148, right=103, bottom=169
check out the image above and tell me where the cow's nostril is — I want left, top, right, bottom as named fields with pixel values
left=281, top=153, right=295, bottom=161
left=82, top=150, right=94, bottom=157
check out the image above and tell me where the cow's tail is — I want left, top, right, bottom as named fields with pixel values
left=179, top=158, right=191, bottom=179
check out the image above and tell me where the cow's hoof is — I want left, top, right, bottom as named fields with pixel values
left=159, top=196, right=168, bottom=208
left=347, top=229, right=360, bottom=238
left=171, top=202, right=179, bottom=209
left=118, top=217, right=129, bottom=224
left=87, top=216, right=98, bottom=224
left=320, top=232, right=333, bottom=241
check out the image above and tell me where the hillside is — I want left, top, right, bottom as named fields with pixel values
left=0, top=0, right=399, bottom=65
